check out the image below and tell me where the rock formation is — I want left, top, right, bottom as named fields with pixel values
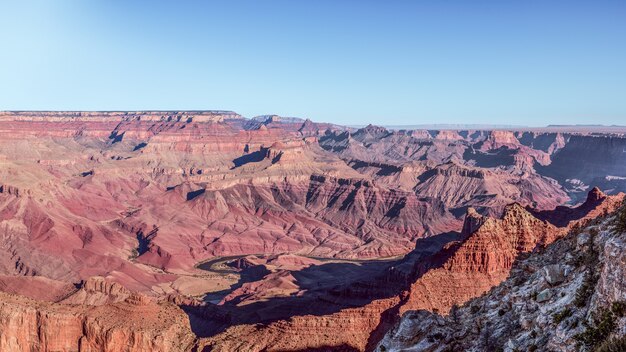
left=198, top=189, right=624, bottom=351
left=0, top=291, right=196, bottom=352
left=0, top=111, right=625, bottom=351
left=378, top=203, right=626, bottom=352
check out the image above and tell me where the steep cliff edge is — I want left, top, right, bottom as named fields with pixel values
left=0, top=113, right=625, bottom=351
left=378, top=202, right=626, bottom=352
left=397, top=188, right=623, bottom=317
left=537, top=135, right=626, bottom=201
left=0, top=291, right=195, bottom=352
left=198, top=189, right=623, bottom=351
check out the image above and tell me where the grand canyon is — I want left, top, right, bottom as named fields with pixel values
left=0, top=111, right=624, bottom=351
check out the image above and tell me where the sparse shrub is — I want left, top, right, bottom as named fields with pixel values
left=512, top=275, right=525, bottom=286
left=427, top=332, right=444, bottom=342
left=574, top=270, right=599, bottom=308
left=612, top=301, right=626, bottom=315
left=379, top=345, right=386, bottom=352
left=596, top=335, right=626, bottom=352
left=449, top=304, right=460, bottom=324
left=481, top=322, right=498, bottom=351
left=530, top=291, right=538, bottom=301
left=552, top=307, right=572, bottom=324
left=571, top=242, right=599, bottom=268
left=574, top=301, right=626, bottom=350
left=528, top=345, right=538, bottom=352
left=613, top=201, right=626, bottom=233
left=470, top=305, right=480, bottom=314
left=497, top=308, right=506, bottom=316
left=573, top=228, right=600, bottom=307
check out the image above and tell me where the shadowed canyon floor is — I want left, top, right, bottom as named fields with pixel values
left=0, top=111, right=625, bottom=351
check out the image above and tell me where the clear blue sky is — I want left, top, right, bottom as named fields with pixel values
left=1, top=0, right=625, bottom=126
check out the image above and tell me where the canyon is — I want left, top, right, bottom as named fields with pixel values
left=378, top=200, right=626, bottom=352
left=0, top=111, right=625, bottom=351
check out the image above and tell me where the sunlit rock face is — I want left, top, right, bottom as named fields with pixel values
left=0, top=111, right=625, bottom=351
left=378, top=202, right=626, bottom=352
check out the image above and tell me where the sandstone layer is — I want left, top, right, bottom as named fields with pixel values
left=0, top=112, right=625, bottom=351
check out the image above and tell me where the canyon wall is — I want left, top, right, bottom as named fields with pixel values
left=0, top=112, right=624, bottom=351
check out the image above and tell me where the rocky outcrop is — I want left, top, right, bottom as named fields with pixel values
left=398, top=189, right=623, bottom=316
left=0, top=184, right=20, bottom=197
left=413, top=161, right=569, bottom=212
left=435, top=130, right=463, bottom=141
left=396, top=202, right=562, bottom=317
left=0, top=291, right=196, bottom=352
left=199, top=189, right=624, bottom=351
left=517, top=131, right=567, bottom=154
left=377, top=205, right=626, bottom=352
left=530, top=186, right=623, bottom=227
left=60, top=276, right=131, bottom=305
left=0, top=112, right=625, bottom=351
left=480, top=130, right=521, bottom=150
left=595, top=230, right=626, bottom=308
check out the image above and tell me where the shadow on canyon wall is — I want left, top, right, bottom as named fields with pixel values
left=181, top=231, right=462, bottom=340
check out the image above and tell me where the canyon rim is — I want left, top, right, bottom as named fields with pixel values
left=0, top=111, right=625, bottom=351
left=2, top=1, right=626, bottom=351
